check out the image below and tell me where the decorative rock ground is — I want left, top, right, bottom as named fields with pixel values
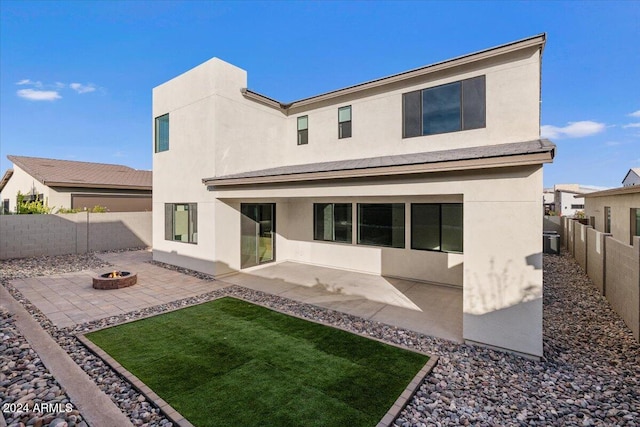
left=1, top=251, right=639, bottom=426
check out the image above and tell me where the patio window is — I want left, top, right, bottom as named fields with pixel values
left=165, top=203, right=197, bottom=243
left=357, top=203, right=405, bottom=248
left=411, top=203, right=463, bottom=253
left=314, top=203, right=352, bottom=243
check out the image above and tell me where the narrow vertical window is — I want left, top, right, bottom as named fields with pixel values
left=403, top=91, right=422, bottom=138
left=297, top=116, right=308, bottom=145
left=338, top=106, right=352, bottom=139
left=155, top=114, right=169, bottom=152
left=604, top=207, right=611, bottom=234
left=631, top=208, right=640, bottom=244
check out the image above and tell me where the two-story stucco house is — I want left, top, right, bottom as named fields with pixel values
left=152, top=34, right=555, bottom=358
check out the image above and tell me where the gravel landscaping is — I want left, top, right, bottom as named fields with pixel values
left=1, top=251, right=639, bottom=426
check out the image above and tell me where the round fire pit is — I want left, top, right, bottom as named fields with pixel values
left=93, top=271, right=137, bottom=290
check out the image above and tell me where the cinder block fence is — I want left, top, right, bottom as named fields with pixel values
left=560, top=216, right=640, bottom=341
left=0, top=212, right=151, bottom=260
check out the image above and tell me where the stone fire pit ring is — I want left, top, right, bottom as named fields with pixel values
left=93, top=271, right=137, bottom=290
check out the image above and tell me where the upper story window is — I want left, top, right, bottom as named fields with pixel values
left=338, top=106, right=352, bottom=139
left=604, top=206, right=611, bottom=233
left=402, top=75, right=485, bottom=138
left=155, top=114, right=170, bottom=152
left=297, top=116, right=308, bottom=145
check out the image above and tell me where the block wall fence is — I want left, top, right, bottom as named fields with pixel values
left=560, top=216, right=640, bottom=341
left=0, top=212, right=151, bottom=260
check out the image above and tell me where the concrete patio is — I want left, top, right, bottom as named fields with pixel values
left=9, top=250, right=463, bottom=342
left=219, top=261, right=463, bottom=342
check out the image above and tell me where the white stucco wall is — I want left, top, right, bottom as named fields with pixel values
left=0, top=165, right=56, bottom=212
left=585, top=190, right=640, bottom=244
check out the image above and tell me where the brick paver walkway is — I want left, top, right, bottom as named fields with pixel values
left=9, top=250, right=228, bottom=327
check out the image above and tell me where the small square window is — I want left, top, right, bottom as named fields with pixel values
left=338, top=106, right=352, bottom=139
left=297, top=116, right=308, bottom=145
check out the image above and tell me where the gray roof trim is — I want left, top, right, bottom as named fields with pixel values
left=584, top=185, right=640, bottom=198
left=203, top=139, right=555, bottom=187
left=241, top=34, right=546, bottom=114
left=0, top=169, right=14, bottom=193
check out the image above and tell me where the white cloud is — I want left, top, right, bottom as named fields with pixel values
left=623, top=123, right=640, bottom=129
left=629, top=110, right=640, bottom=118
left=541, top=121, right=606, bottom=139
left=16, top=79, right=43, bottom=87
left=17, top=89, right=61, bottom=101
left=70, top=83, right=96, bottom=94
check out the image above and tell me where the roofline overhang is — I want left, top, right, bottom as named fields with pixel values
left=0, top=169, right=14, bottom=192
left=241, top=33, right=546, bottom=114
left=44, top=181, right=152, bottom=191
left=203, top=150, right=553, bottom=188
left=583, top=185, right=640, bottom=198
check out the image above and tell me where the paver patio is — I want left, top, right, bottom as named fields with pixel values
left=9, top=250, right=463, bottom=342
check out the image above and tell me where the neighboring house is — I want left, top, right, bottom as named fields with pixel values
left=553, top=184, right=608, bottom=217
left=585, top=186, right=640, bottom=245
left=0, top=155, right=152, bottom=213
left=153, top=34, right=554, bottom=358
left=622, top=168, right=640, bottom=187
left=543, top=188, right=555, bottom=215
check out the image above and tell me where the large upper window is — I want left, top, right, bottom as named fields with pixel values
left=314, top=203, right=352, bottom=243
left=338, top=106, right=352, bottom=139
left=403, top=75, right=486, bottom=138
left=357, top=203, right=405, bottom=248
left=411, top=203, right=463, bottom=253
left=155, top=114, right=169, bottom=152
left=165, top=203, right=197, bottom=243
left=297, top=116, right=308, bottom=145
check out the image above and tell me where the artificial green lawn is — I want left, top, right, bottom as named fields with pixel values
left=86, top=297, right=428, bottom=427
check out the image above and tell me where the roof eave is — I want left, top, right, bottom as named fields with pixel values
left=241, top=33, right=546, bottom=113
left=584, top=186, right=640, bottom=198
left=45, top=181, right=152, bottom=191
left=203, top=150, right=553, bottom=188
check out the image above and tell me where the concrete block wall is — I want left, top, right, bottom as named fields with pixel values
left=0, top=212, right=151, bottom=259
left=586, top=228, right=608, bottom=295
left=573, top=222, right=589, bottom=272
left=604, top=237, right=640, bottom=340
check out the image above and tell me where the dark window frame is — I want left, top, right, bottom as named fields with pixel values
left=402, top=75, right=486, bottom=138
left=313, top=203, right=353, bottom=243
left=165, top=202, right=197, bottom=244
left=604, top=206, right=611, bottom=234
left=297, top=115, right=308, bottom=145
left=631, top=208, right=640, bottom=245
left=155, top=114, right=169, bottom=153
left=357, top=203, right=405, bottom=249
left=411, top=203, right=463, bottom=253
left=338, top=105, right=352, bottom=139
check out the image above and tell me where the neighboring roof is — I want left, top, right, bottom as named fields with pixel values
left=203, top=139, right=555, bottom=187
left=622, top=168, right=640, bottom=184
left=584, top=185, right=640, bottom=198
left=6, top=155, right=152, bottom=190
left=242, top=33, right=546, bottom=114
left=0, top=169, right=14, bottom=192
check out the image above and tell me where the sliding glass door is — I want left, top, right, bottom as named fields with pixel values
left=240, top=203, right=275, bottom=269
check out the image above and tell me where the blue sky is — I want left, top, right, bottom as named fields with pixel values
left=1, top=1, right=638, bottom=188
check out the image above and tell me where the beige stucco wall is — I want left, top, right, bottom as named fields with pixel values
left=585, top=191, right=640, bottom=244
left=151, top=45, right=545, bottom=357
